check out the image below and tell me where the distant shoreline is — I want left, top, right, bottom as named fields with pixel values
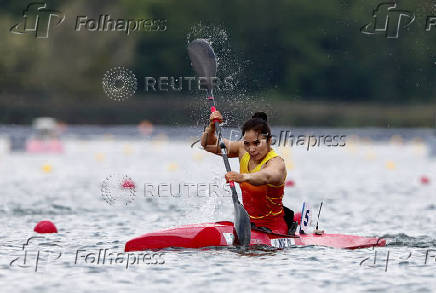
left=0, top=95, right=435, bottom=127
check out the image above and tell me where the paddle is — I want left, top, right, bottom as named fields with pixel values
left=188, top=39, right=251, bottom=246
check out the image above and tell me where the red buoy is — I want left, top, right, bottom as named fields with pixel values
left=34, top=221, right=58, bottom=233
left=122, top=179, right=135, bottom=189
left=420, top=176, right=430, bottom=185
left=285, top=180, right=295, bottom=187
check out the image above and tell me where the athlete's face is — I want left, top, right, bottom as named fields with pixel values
left=243, top=129, right=270, bottom=162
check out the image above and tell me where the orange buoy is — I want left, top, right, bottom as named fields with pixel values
left=138, top=120, right=153, bottom=136
left=34, top=221, right=58, bottom=233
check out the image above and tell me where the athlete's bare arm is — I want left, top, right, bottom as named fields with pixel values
left=200, top=111, right=244, bottom=158
left=225, top=157, right=287, bottom=186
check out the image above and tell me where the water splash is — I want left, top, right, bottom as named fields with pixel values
left=186, top=23, right=267, bottom=129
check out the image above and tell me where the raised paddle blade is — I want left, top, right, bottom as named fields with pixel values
left=187, top=39, right=217, bottom=92
left=234, top=202, right=251, bottom=246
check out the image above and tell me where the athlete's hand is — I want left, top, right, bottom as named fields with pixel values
left=209, top=111, right=223, bottom=126
left=225, top=171, right=247, bottom=183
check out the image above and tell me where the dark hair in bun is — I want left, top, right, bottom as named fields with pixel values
left=242, top=112, right=271, bottom=139
left=252, top=112, right=267, bottom=122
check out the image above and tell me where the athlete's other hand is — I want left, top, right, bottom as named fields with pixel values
left=209, top=111, right=223, bottom=126
left=225, top=171, right=247, bottom=183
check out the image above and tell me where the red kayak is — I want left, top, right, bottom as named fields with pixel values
left=125, top=221, right=386, bottom=251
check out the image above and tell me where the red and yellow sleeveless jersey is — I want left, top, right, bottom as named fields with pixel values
left=239, top=149, right=287, bottom=233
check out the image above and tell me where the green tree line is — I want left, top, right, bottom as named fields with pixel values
left=0, top=0, right=435, bottom=125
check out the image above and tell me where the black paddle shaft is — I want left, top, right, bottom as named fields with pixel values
left=210, top=105, right=240, bottom=203
left=188, top=39, right=251, bottom=246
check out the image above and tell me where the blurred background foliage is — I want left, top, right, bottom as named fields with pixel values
left=0, top=0, right=435, bottom=126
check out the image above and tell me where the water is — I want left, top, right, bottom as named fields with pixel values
left=0, top=126, right=435, bottom=292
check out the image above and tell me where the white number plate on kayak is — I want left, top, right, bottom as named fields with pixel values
left=270, top=238, right=295, bottom=248
left=223, top=233, right=234, bottom=245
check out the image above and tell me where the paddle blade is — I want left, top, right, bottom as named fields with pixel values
left=187, top=39, right=217, bottom=92
left=234, top=202, right=251, bottom=246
